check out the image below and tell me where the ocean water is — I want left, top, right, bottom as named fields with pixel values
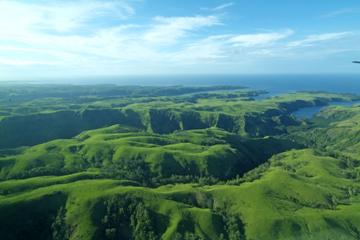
left=42, top=74, right=360, bottom=95
left=293, top=100, right=360, bottom=119
left=73, top=74, right=360, bottom=95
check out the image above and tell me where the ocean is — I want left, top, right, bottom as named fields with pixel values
left=52, top=74, right=360, bottom=95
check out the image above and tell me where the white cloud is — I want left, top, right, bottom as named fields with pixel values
left=170, top=35, right=230, bottom=63
left=201, top=2, right=235, bottom=12
left=212, top=2, right=235, bottom=11
left=38, top=2, right=134, bottom=33
left=288, top=32, right=352, bottom=47
left=0, top=1, right=357, bottom=76
left=169, top=29, right=358, bottom=65
left=0, top=0, right=134, bottom=35
left=143, top=16, right=220, bottom=44
left=0, top=0, right=141, bottom=67
left=170, top=30, right=294, bottom=63
left=229, top=29, right=294, bottom=47
left=322, top=8, right=360, bottom=18
left=0, top=58, right=59, bottom=66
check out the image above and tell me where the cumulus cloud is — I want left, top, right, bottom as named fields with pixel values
left=0, top=1, right=356, bottom=76
left=0, top=0, right=138, bottom=66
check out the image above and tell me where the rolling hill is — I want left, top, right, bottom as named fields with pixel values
left=0, top=85, right=359, bottom=240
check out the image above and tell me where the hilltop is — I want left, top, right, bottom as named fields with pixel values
left=0, top=85, right=359, bottom=240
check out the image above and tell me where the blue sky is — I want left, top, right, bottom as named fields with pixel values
left=0, top=0, right=360, bottom=80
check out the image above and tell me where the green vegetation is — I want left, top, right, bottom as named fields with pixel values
left=0, top=125, right=299, bottom=183
left=0, top=84, right=359, bottom=239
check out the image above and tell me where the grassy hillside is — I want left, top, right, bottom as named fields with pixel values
left=0, top=88, right=355, bottom=148
left=1, top=148, right=360, bottom=240
left=291, top=104, right=360, bottom=159
left=0, top=85, right=359, bottom=240
left=0, top=125, right=298, bottom=182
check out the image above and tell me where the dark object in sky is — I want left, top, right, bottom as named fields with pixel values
left=353, top=61, right=360, bottom=64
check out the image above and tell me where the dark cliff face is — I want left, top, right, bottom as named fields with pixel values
left=243, top=112, right=299, bottom=137
left=278, top=100, right=314, bottom=113
left=0, top=95, right=335, bottom=150
left=0, top=192, right=67, bottom=240
left=149, top=109, right=182, bottom=134
left=243, top=114, right=282, bottom=137
left=180, top=111, right=208, bottom=130
left=0, top=109, right=144, bottom=149
left=0, top=104, right=302, bottom=149
left=216, top=113, right=237, bottom=133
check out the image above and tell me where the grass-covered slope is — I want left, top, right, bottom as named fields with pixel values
left=0, top=125, right=297, bottom=182
left=213, top=149, right=360, bottom=240
left=0, top=177, right=231, bottom=240
left=292, top=104, right=360, bottom=158
left=0, top=85, right=359, bottom=240
left=0, top=88, right=355, bottom=148
left=1, top=148, right=360, bottom=240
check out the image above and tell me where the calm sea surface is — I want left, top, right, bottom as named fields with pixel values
left=81, top=74, right=360, bottom=94
left=31, top=74, right=360, bottom=95
left=292, top=100, right=360, bottom=119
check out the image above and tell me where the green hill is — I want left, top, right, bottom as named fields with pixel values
left=0, top=88, right=354, bottom=149
left=0, top=125, right=298, bottom=182
left=1, top=148, right=360, bottom=240
left=0, top=85, right=359, bottom=240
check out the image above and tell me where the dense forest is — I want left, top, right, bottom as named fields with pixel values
left=0, top=84, right=359, bottom=240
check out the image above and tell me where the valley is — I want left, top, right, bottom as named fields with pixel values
left=0, top=84, right=359, bottom=240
